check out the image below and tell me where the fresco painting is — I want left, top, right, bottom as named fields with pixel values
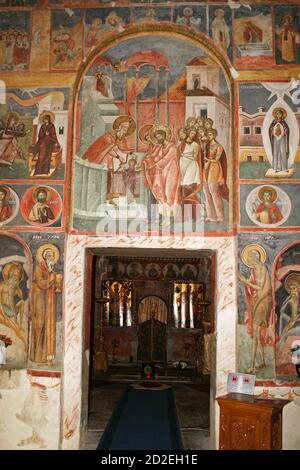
left=238, top=233, right=300, bottom=379
left=275, top=5, right=300, bottom=65
left=209, top=6, right=232, bottom=61
left=73, top=35, right=230, bottom=234
left=274, top=243, right=300, bottom=377
left=0, top=88, right=69, bottom=180
left=50, top=9, right=83, bottom=70
left=239, top=82, right=300, bottom=180
left=0, top=11, right=31, bottom=71
left=233, top=5, right=274, bottom=68
left=240, top=183, right=300, bottom=228
left=0, top=0, right=300, bottom=451
left=0, top=234, right=30, bottom=367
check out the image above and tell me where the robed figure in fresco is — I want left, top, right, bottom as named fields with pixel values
left=277, top=14, right=298, bottom=63
left=269, top=108, right=289, bottom=173
left=0, top=186, right=12, bottom=223
left=83, top=115, right=136, bottom=204
left=30, top=244, right=62, bottom=364
left=142, top=125, right=180, bottom=218
left=253, top=186, right=283, bottom=225
left=202, top=129, right=228, bottom=223
left=239, top=244, right=273, bottom=374
left=32, top=113, right=60, bottom=176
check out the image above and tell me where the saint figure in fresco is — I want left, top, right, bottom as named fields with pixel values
left=86, top=17, right=103, bottom=51
left=142, top=125, right=180, bottom=219
left=277, top=13, right=298, bottom=63
left=178, top=127, right=202, bottom=207
left=28, top=187, right=55, bottom=225
left=202, top=128, right=228, bottom=223
left=252, top=186, right=283, bottom=225
left=0, top=262, right=25, bottom=329
left=239, top=244, right=273, bottom=374
left=211, top=9, right=230, bottom=52
left=30, top=244, right=62, bottom=364
left=31, top=112, right=60, bottom=177
left=176, top=7, right=201, bottom=29
left=0, top=186, right=12, bottom=223
left=0, top=112, right=27, bottom=168
left=269, top=108, right=289, bottom=172
left=83, top=115, right=136, bottom=205
left=278, top=273, right=300, bottom=348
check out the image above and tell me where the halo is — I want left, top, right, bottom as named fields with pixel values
left=32, top=186, right=51, bottom=203
left=183, top=7, right=193, bottom=17
left=2, top=262, right=24, bottom=282
left=258, top=186, right=277, bottom=203
left=113, top=115, right=136, bottom=136
left=36, top=244, right=60, bottom=264
left=272, top=107, right=287, bottom=120
left=282, top=13, right=292, bottom=23
left=138, top=124, right=153, bottom=144
left=284, top=273, right=300, bottom=293
left=39, top=111, right=55, bottom=124
left=7, top=112, right=19, bottom=125
left=150, top=124, right=172, bottom=144
left=0, top=185, right=10, bottom=200
left=241, top=244, right=266, bottom=268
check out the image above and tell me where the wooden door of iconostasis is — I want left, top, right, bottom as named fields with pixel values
left=137, top=295, right=168, bottom=365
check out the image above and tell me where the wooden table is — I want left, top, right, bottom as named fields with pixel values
left=217, top=393, right=289, bottom=450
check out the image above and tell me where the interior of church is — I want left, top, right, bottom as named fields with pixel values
left=0, top=0, right=300, bottom=451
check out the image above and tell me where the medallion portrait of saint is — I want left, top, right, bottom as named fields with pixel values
left=20, top=186, right=62, bottom=227
left=245, top=185, right=291, bottom=227
left=0, top=185, right=19, bottom=225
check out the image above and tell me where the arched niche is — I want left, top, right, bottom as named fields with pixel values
left=70, top=25, right=234, bottom=235
left=273, top=241, right=300, bottom=379
left=0, top=232, right=32, bottom=367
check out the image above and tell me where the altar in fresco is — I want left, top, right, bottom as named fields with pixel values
left=72, top=35, right=231, bottom=235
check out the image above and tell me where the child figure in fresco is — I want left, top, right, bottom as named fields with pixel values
left=123, top=155, right=141, bottom=204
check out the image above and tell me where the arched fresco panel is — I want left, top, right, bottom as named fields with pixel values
left=72, top=34, right=231, bottom=236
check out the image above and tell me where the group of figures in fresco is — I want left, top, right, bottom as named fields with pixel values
left=0, top=4, right=298, bottom=73
left=82, top=114, right=228, bottom=225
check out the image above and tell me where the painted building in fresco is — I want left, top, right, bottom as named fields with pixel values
left=0, top=0, right=299, bottom=450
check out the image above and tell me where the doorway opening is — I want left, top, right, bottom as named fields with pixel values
left=82, top=248, right=215, bottom=450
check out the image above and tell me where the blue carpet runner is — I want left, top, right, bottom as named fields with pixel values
left=97, top=385, right=183, bottom=450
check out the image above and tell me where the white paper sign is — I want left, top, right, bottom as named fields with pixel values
left=227, top=372, right=256, bottom=395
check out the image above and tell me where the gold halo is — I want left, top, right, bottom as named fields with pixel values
left=32, top=186, right=51, bottom=203
left=7, top=112, right=19, bottom=125
left=113, top=115, right=136, bottom=136
left=258, top=186, right=277, bottom=203
left=150, top=124, right=172, bottom=144
left=282, top=13, right=292, bottom=23
left=241, top=244, right=266, bottom=268
left=2, top=262, right=24, bottom=281
left=39, top=111, right=55, bottom=124
left=284, top=273, right=300, bottom=293
left=0, top=185, right=10, bottom=200
left=139, top=124, right=153, bottom=144
left=36, top=244, right=60, bottom=264
left=272, top=107, right=287, bottom=120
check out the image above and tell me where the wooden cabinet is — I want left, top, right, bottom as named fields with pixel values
left=217, top=393, right=289, bottom=450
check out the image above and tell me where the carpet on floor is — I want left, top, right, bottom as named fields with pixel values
left=97, top=384, right=183, bottom=450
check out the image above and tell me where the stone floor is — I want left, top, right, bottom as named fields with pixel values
left=80, top=382, right=210, bottom=450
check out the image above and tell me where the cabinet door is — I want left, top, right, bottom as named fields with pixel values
left=220, top=407, right=269, bottom=450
